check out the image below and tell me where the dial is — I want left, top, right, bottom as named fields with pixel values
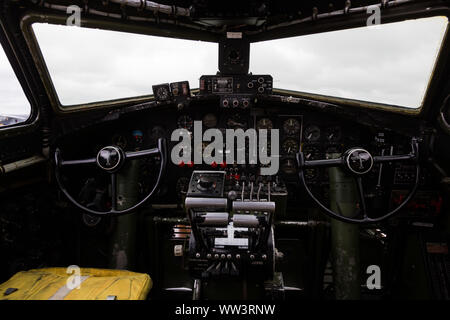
left=202, top=113, right=218, bottom=128
left=283, top=118, right=300, bottom=135
left=282, top=139, right=299, bottom=155
left=226, top=114, right=247, bottom=129
left=155, top=85, right=170, bottom=101
left=303, top=145, right=321, bottom=161
left=257, top=118, right=273, bottom=130
left=281, top=158, right=296, bottom=174
left=177, top=115, right=194, bottom=131
left=304, top=125, right=321, bottom=142
left=325, top=126, right=342, bottom=142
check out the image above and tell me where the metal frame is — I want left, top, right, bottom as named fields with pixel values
left=15, top=1, right=450, bottom=118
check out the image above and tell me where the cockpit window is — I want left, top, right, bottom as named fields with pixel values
left=32, top=23, right=217, bottom=106
left=0, top=44, right=31, bottom=126
left=250, top=16, right=448, bottom=109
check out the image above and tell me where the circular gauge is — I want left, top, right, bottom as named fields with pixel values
left=202, top=113, right=218, bottom=128
left=304, top=125, right=321, bottom=142
left=177, top=115, right=194, bottom=131
left=112, top=134, right=127, bottom=149
left=226, top=114, right=247, bottom=129
left=325, top=126, right=342, bottom=142
left=281, top=158, right=296, bottom=174
left=283, top=118, right=300, bottom=135
left=257, top=118, right=273, bottom=130
left=303, top=145, right=321, bottom=161
left=155, top=86, right=170, bottom=101
left=176, top=177, right=190, bottom=198
left=282, top=139, right=299, bottom=155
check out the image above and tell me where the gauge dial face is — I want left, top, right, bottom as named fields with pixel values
left=282, top=139, right=299, bottom=155
left=325, top=126, right=342, bottom=142
left=155, top=86, right=170, bottom=101
left=281, top=159, right=296, bottom=174
left=112, top=134, right=127, bottom=149
left=304, top=125, right=321, bottom=142
left=257, top=118, right=273, bottom=130
left=226, top=114, right=247, bottom=129
left=303, top=145, right=321, bottom=161
left=177, top=115, right=194, bottom=131
left=202, top=113, right=218, bottom=128
left=283, top=118, right=300, bottom=135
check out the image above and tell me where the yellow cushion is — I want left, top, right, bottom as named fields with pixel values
left=0, top=268, right=152, bottom=300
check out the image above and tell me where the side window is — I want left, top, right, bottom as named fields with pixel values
left=0, top=44, right=31, bottom=127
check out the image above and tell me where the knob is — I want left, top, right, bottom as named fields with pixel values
left=228, top=190, right=238, bottom=201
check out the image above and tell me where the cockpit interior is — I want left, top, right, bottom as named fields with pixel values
left=0, top=0, right=449, bottom=301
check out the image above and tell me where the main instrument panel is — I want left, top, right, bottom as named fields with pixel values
left=57, top=76, right=439, bottom=222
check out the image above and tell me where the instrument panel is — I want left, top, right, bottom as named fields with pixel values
left=59, top=85, right=426, bottom=218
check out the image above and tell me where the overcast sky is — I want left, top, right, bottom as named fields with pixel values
left=0, top=16, right=447, bottom=116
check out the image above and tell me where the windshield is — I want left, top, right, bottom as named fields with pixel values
left=32, top=23, right=217, bottom=106
left=250, top=16, right=448, bottom=109
left=0, top=43, right=30, bottom=126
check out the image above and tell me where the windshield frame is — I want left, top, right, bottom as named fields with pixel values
left=21, top=7, right=449, bottom=116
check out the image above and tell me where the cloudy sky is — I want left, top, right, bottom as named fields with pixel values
left=0, top=15, right=447, bottom=116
